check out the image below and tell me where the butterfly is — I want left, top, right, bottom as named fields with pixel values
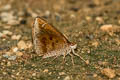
left=32, top=16, right=87, bottom=64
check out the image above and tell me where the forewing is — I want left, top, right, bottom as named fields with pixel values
left=33, top=17, right=70, bottom=55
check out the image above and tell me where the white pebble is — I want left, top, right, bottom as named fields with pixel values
left=12, top=47, right=18, bottom=52
left=2, top=30, right=12, bottom=35
left=11, top=35, right=21, bottom=40
left=1, top=4, right=11, bottom=11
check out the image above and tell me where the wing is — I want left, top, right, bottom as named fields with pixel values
left=32, top=17, right=71, bottom=55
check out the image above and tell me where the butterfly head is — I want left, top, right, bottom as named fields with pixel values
left=70, top=43, right=77, bottom=50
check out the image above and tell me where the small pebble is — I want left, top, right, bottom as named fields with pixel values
left=1, top=12, right=16, bottom=23
left=3, top=54, right=9, bottom=58
left=11, top=47, right=18, bottom=52
left=11, top=35, right=21, bottom=40
left=0, top=32, right=3, bottom=37
left=85, top=60, right=90, bottom=64
left=101, top=68, right=116, bottom=78
left=18, top=11, right=25, bottom=16
left=115, top=39, right=120, bottom=45
left=28, top=9, right=38, bottom=18
left=8, top=55, right=17, bottom=60
left=91, top=41, right=99, bottom=47
left=93, top=74, right=97, bottom=77
left=64, top=76, right=70, bottom=80
left=7, top=61, right=11, bottom=66
left=70, top=14, right=76, bottom=19
left=2, top=30, right=12, bottom=35
left=44, top=10, right=51, bottom=18
left=116, top=69, right=120, bottom=76
left=17, top=40, right=27, bottom=50
left=59, top=72, right=65, bottom=75
left=16, top=52, right=23, bottom=57
left=100, top=24, right=120, bottom=32
left=100, top=24, right=112, bottom=31
left=32, top=73, right=36, bottom=76
left=43, top=69, right=49, bottom=73
left=3, top=52, right=17, bottom=60
left=5, top=51, right=13, bottom=56
left=53, top=4, right=61, bottom=11
left=85, top=16, right=92, bottom=21
left=93, top=0, right=101, bottom=5
left=26, top=41, right=33, bottom=49
left=1, top=4, right=11, bottom=10
left=16, top=72, right=20, bottom=76
left=3, top=72, right=7, bottom=75
left=118, top=20, right=120, bottom=24
left=7, top=20, right=19, bottom=25
left=48, top=72, right=52, bottom=75
left=96, top=17, right=104, bottom=23
left=4, top=25, right=11, bottom=29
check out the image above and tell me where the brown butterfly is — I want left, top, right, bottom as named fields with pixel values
left=32, top=16, right=86, bottom=64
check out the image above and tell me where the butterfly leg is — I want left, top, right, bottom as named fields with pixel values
left=72, top=49, right=88, bottom=64
left=49, top=55, right=60, bottom=63
left=40, top=56, right=49, bottom=65
left=61, top=52, right=67, bottom=65
left=43, top=55, right=60, bottom=64
left=69, top=53, right=75, bottom=66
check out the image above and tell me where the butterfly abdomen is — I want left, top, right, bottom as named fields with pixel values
left=42, top=46, right=71, bottom=58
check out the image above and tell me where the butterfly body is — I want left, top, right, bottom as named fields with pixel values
left=32, top=17, right=77, bottom=58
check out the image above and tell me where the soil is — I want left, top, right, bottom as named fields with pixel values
left=0, top=0, right=120, bottom=80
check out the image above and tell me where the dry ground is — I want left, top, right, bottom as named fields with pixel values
left=0, top=0, right=120, bottom=80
